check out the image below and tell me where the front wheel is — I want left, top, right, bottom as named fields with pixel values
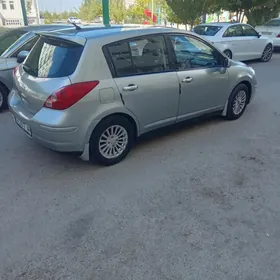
left=260, top=44, right=273, bottom=62
left=89, top=116, right=134, bottom=166
left=225, top=84, right=249, bottom=120
left=223, top=50, right=232, bottom=59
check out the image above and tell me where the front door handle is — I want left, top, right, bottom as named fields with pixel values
left=182, top=77, right=193, bottom=83
left=123, top=84, right=138, bottom=91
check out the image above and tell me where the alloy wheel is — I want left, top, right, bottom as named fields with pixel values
left=262, top=45, right=272, bottom=62
left=98, top=125, right=128, bottom=159
left=224, top=50, right=232, bottom=59
left=232, top=90, right=247, bottom=115
left=0, top=91, right=3, bottom=108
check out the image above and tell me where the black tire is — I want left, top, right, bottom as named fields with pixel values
left=260, top=43, right=273, bottom=62
left=89, top=115, right=135, bottom=166
left=223, top=49, right=232, bottom=59
left=0, top=84, right=8, bottom=113
left=225, top=83, right=249, bottom=120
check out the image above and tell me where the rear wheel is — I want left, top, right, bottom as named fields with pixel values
left=260, top=44, right=273, bottom=62
left=89, top=116, right=134, bottom=166
left=223, top=49, right=232, bottom=59
left=225, top=84, right=249, bottom=120
left=0, top=84, right=8, bottom=113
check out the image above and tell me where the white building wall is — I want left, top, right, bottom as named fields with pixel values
left=0, top=0, right=39, bottom=26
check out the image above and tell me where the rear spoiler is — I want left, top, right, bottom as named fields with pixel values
left=34, top=30, right=87, bottom=46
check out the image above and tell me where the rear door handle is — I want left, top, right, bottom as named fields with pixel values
left=123, top=84, right=138, bottom=91
left=182, top=77, right=193, bottom=83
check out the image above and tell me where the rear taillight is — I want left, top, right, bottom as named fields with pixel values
left=13, top=65, right=19, bottom=77
left=44, top=81, right=99, bottom=110
left=277, top=34, right=280, bottom=38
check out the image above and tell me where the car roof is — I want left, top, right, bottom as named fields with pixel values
left=197, top=22, right=242, bottom=27
left=51, top=25, right=189, bottom=40
left=13, top=24, right=73, bottom=32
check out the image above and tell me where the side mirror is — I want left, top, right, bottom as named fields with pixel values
left=223, top=57, right=229, bottom=68
left=17, top=50, right=29, bottom=63
left=257, top=33, right=262, bottom=38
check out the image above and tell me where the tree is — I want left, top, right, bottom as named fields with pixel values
left=166, top=0, right=209, bottom=28
left=26, top=0, right=32, bottom=15
left=213, top=0, right=280, bottom=26
left=165, top=6, right=182, bottom=27
left=79, top=0, right=102, bottom=22
left=127, top=0, right=150, bottom=23
left=110, top=0, right=126, bottom=23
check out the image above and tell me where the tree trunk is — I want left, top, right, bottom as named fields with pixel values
left=241, top=13, right=245, bottom=23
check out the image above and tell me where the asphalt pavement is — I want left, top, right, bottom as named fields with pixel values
left=1, top=54, right=280, bottom=280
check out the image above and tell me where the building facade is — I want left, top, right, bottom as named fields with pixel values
left=0, top=0, right=40, bottom=27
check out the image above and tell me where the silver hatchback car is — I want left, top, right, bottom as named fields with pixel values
left=9, top=26, right=257, bottom=166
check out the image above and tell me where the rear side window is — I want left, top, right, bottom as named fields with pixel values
left=193, top=25, right=222, bottom=36
left=223, top=25, right=244, bottom=37
left=106, top=35, right=169, bottom=77
left=23, top=36, right=83, bottom=78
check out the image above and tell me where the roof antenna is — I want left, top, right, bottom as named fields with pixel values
left=70, top=22, right=82, bottom=30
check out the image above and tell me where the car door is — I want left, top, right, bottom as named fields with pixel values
left=167, top=34, right=229, bottom=121
left=241, top=24, right=265, bottom=59
left=106, top=35, right=180, bottom=133
left=221, top=25, right=247, bottom=60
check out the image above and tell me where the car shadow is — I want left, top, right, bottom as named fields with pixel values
left=135, top=112, right=223, bottom=149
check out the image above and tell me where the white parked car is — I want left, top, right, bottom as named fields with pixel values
left=255, top=17, right=280, bottom=49
left=193, top=22, right=273, bottom=62
left=68, top=17, right=81, bottom=24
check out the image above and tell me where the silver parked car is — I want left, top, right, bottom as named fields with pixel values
left=9, top=26, right=257, bottom=165
left=0, top=24, right=72, bottom=112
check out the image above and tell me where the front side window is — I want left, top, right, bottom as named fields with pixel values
left=170, top=35, right=220, bottom=70
left=0, top=29, right=26, bottom=56
left=242, top=25, right=258, bottom=36
left=11, top=35, right=39, bottom=57
left=223, top=25, right=244, bottom=37
left=107, top=35, right=169, bottom=77
left=23, top=36, right=84, bottom=78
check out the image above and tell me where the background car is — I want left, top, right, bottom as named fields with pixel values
left=9, top=26, right=256, bottom=166
left=255, top=17, right=280, bottom=50
left=193, top=22, right=273, bottom=62
left=68, top=17, right=82, bottom=24
left=0, top=24, right=72, bottom=112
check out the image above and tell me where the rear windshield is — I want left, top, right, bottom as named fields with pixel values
left=23, top=36, right=83, bottom=78
left=263, top=19, right=280, bottom=26
left=193, top=25, right=222, bottom=36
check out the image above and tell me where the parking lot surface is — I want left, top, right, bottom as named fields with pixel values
left=1, top=54, right=280, bottom=280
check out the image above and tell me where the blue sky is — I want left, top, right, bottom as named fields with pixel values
left=39, top=0, right=81, bottom=12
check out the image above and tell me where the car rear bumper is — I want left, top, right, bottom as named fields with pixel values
left=9, top=90, right=87, bottom=153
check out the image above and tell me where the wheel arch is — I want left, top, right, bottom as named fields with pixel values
left=222, top=80, right=253, bottom=116
left=94, top=112, right=139, bottom=140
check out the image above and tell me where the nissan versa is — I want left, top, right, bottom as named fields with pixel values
left=9, top=26, right=257, bottom=166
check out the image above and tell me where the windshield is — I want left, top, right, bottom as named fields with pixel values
left=193, top=25, right=222, bottom=36
left=263, top=19, right=280, bottom=26
left=23, top=36, right=84, bottom=78
left=0, top=29, right=27, bottom=56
